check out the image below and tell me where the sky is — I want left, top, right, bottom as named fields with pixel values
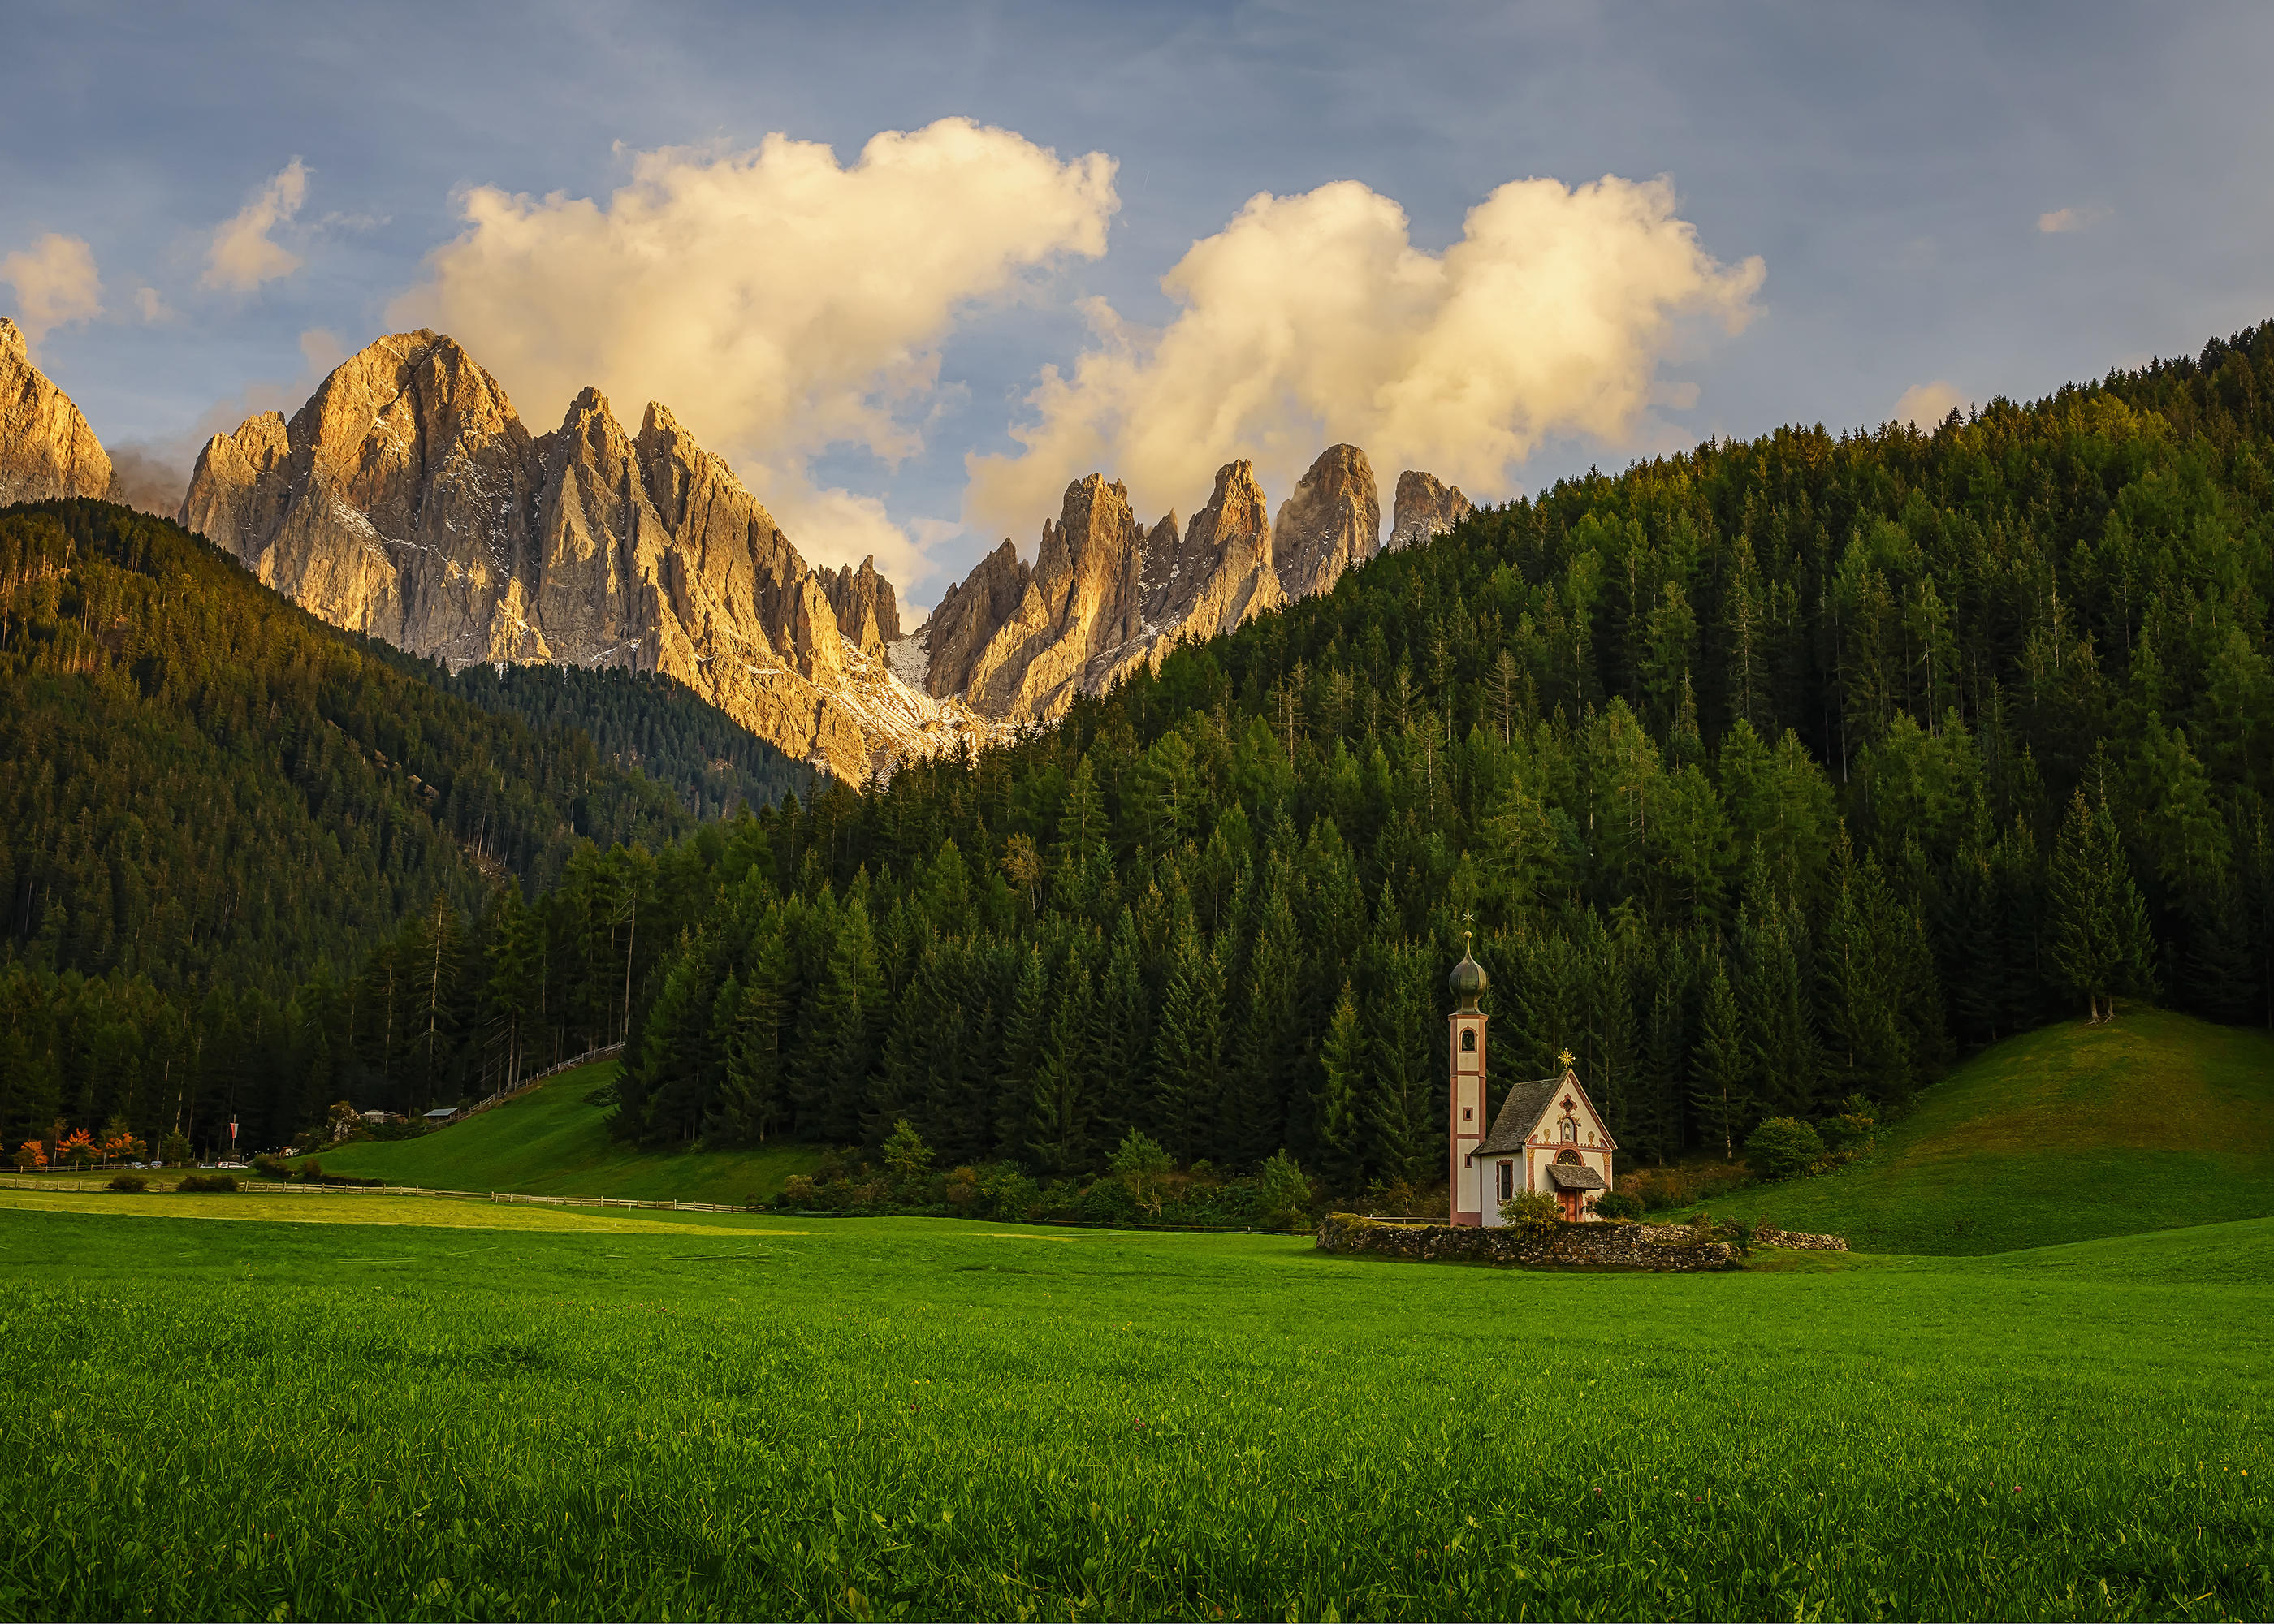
left=6, top=1, right=2272, bottom=613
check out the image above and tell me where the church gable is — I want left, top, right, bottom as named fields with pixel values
left=1469, top=1061, right=1618, bottom=1160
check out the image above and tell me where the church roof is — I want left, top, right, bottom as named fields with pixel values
left=1470, top=1075, right=1566, bottom=1156
left=1548, top=1164, right=1606, bottom=1190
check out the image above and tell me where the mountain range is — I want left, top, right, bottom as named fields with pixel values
left=0, top=322, right=1471, bottom=778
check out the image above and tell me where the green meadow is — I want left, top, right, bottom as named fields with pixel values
left=1671, top=1009, right=2274, bottom=1254
left=312, top=1061, right=820, bottom=1206
left=1, top=1189, right=2268, bottom=1622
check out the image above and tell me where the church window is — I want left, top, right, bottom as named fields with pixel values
left=1460, top=1029, right=1476, bottom=1053
left=1462, top=1107, right=1472, bottom=1122
left=1554, top=1148, right=1582, bottom=1165
left=1498, top=1162, right=1513, bottom=1201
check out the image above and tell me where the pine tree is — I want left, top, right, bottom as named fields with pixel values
left=2047, top=789, right=2157, bottom=1021
left=712, top=914, right=789, bottom=1145
left=1692, top=950, right=1750, bottom=1160
left=1316, top=983, right=1368, bottom=1192
left=1224, top=879, right=1302, bottom=1168
left=1150, top=921, right=1223, bottom=1163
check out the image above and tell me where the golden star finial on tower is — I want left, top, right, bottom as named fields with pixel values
left=1558, top=1047, right=1576, bottom=1071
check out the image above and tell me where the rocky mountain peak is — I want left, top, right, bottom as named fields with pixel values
left=175, top=329, right=991, bottom=779
left=0, top=317, right=115, bottom=507
left=1273, top=443, right=1379, bottom=599
left=1389, top=469, right=1472, bottom=551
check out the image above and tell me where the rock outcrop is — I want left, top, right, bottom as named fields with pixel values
left=1151, top=459, right=1282, bottom=646
left=1272, top=443, right=1378, bottom=599
left=179, top=330, right=992, bottom=780
left=0, top=318, right=115, bottom=506
left=820, top=555, right=901, bottom=653
left=1388, top=469, right=1471, bottom=551
left=920, top=453, right=1481, bottom=726
left=919, top=460, right=1290, bottom=724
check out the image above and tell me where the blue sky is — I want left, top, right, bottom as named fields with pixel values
left=6, top=1, right=2272, bottom=609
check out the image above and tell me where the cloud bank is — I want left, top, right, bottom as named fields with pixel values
left=2037, top=205, right=2111, bottom=235
left=964, top=174, right=1763, bottom=542
left=1, top=233, right=104, bottom=346
left=203, top=160, right=309, bottom=292
left=390, top=119, right=1118, bottom=579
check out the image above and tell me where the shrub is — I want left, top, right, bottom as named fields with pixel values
left=1498, top=1190, right=1559, bottom=1236
left=1074, top=1177, right=1139, bottom=1225
left=1109, top=1130, right=1175, bottom=1216
left=251, top=1154, right=294, bottom=1180
left=582, top=1078, right=620, bottom=1108
left=881, top=1120, right=934, bottom=1190
left=1259, top=1150, right=1313, bottom=1230
left=1593, top=1190, right=1645, bottom=1221
left=295, top=1158, right=324, bottom=1184
left=176, top=1173, right=239, bottom=1194
left=776, top=1174, right=818, bottom=1208
left=107, top=1173, right=148, bottom=1193
left=1745, top=1116, right=1827, bottom=1181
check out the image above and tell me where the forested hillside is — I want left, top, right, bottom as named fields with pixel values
left=399, top=659, right=808, bottom=823
left=603, top=323, right=2273, bottom=1186
left=8, top=326, right=2272, bottom=1184
left=0, top=500, right=799, bottom=1151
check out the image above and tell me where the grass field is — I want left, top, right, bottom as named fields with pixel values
left=1671, top=1008, right=2274, bottom=1254
left=0, top=1186, right=2266, bottom=1621
left=310, top=1060, right=821, bottom=1205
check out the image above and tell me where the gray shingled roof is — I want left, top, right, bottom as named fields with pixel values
left=1548, top=1164, right=1606, bottom=1190
left=1469, top=1075, right=1565, bottom=1157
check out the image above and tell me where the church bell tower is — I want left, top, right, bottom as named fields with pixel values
left=1447, top=928, right=1489, bottom=1226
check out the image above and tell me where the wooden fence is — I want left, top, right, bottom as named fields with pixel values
left=441, top=1043, right=625, bottom=1125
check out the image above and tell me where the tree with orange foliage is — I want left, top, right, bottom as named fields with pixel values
left=56, top=1129, right=95, bottom=1169
left=12, top=1141, right=44, bottom=1173
left=98, top=1118, right=147, bottom=1165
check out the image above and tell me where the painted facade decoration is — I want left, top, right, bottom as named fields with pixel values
left=1446, top=940, right=1617, bottom=1224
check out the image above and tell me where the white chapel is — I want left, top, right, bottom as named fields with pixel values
left=1445, top=943, right=1617, bottom=1225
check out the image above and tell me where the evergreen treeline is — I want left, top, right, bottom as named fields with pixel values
left=9, top=325, right=2274, bottom=1183
left=405, top=660, right=809, bottom=822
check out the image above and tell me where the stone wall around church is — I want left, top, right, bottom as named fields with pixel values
left=1315, top=1214, right=1852, bottom=1268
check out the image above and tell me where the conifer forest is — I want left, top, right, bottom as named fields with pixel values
left=4, top=326, right=2272, bottom=1186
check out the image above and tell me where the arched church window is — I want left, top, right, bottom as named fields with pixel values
left=1554, top=1148, right=1583, bottom=1165
left=1459, top=1030, right=1476, bottom=1053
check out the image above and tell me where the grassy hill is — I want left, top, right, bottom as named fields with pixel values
left=314, top=1060, right=820, bottom=1205
left=1681, top=1006, right=2274, bottom=1254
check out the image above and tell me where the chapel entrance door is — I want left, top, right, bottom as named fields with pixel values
left=1557, top=1187, right=1580, bottom=1222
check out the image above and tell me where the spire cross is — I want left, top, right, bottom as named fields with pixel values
left=1461, top=909, right=1473, bottom=952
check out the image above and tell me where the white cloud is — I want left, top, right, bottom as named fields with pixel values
left=2037, top=205, right=2111, bottom=235
left=201, top=159, right=310, bottom=292
left=389, top=119, right=1118, bottom=577
left=1895, top=380, right=1968, bottom=427
left=134, top=286, right=171, bottom=322
left=963, top=175, right=1762, bottom=541
left=1, top=233, right=103, bottom=345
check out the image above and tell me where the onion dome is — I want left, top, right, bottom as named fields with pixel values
left=1449, top=950, right=1489, bottom=1010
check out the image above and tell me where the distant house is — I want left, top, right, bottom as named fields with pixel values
left=422, top=1108, right=457, bottom=1125
left=361, top=1110, right=390, bottom=1125
left=1444, top=941, right=1617, bottom=1225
